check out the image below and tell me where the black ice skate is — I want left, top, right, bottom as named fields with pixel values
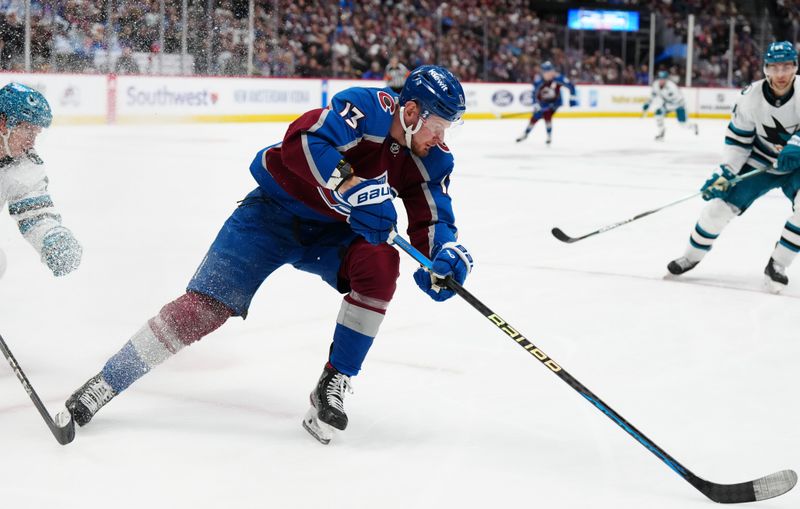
left=667, top=257, right=699, bottom=275
left=515, top=132, right=528, bottom=143
left=302, top=363, right=353, bottom=445
left=655, top=130, right=665, bottom=141
left=546, top=135, right=552, bottom=146
left=693, top=124, right=699, bottom=135
left=65, top=373, right=117, bottom=426
left=764, top=258, right=788, bottom=292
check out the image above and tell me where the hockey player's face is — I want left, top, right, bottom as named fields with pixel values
left=412, top=115, right=451, bottom=156
left=766, top=62, right=797, bottom=93
left=6, top=122, right=41, bottom=157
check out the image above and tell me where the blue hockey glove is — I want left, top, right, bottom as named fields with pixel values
left=334, top=175, right=397, bottom=245
left=569, top=98, right=579, bottom=107
left=701, top=165, right=737, bottom=201
left=413, top=242, right=474, bottom=302
left=41, top=228, right=82, bottom=276
left=778, top=135, right=800, bottom=174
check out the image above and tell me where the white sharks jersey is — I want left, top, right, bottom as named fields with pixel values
left=723, top=78, right=800, bottom=174
left=649, top=79, right=685, bottom=110
left=0, top=151, right=66, bottom=258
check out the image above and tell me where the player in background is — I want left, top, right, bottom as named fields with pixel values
left=384, top=56, right=410, bottom=93
left=641, top=70, right=699, bottom=141
left=0, top=82, right=81, bottom=280
left=667, top=42, right=800, bottom=292
left=516, top=61, right=578, bottom=146
left=62, top=66, right=474, bottom=445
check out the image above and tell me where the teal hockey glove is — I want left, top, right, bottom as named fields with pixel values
left=701, top=165, right=736, bottom=201
left=41, top=228, right=82, bottom=276
left=778, top=135, right=800, bottom=174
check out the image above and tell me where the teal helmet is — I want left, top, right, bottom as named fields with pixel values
left=764, top=41, right=798, bottom=65
left=657, top=70, right=669, bottom=80
left=0, top=82, right=52, bottom=128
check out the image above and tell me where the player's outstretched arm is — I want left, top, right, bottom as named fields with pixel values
left=6, top=159, right=81, bottom=276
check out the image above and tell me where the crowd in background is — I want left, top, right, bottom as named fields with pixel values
left=0, top=0, right=795, bottom=87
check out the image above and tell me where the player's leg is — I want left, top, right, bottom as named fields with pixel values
left=676, top=107, right=699, bottom=135
left=294, top=237, right=399, bottom=443
left=544, top=109, right=555, bottom=145
left=654, top=108, right=666, bottom=140
left=668, top=170, right=776, bottom=274
left=765, top=178, right=800, bottom=290
left=65, top=189, right=296, bottom=425
left=516, top=110, right=543, bottom=142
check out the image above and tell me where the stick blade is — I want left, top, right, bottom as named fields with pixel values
left=551, top=227, right=577, bottom=243
left=697, top=470, right=797, bottom=504
left=752, top=470, right=798, bottom=502
left=53, top=409, right=76, bottom=445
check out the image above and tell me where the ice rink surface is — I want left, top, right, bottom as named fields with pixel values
left=1, top=115, right=798, bottom=508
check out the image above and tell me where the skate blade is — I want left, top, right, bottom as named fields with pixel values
left=764, top=277, right=786, bottom=294
left=302, top=407, right=335, bottom=445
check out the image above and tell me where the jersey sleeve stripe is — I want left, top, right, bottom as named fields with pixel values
left=300, top=132, right=329, bottom=187
left=727, top=122, right=755, bottom=137
left=724, top=136, right=752, bottom=148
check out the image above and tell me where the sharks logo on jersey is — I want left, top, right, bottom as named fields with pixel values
left=724, top=78, right=800, bottom=173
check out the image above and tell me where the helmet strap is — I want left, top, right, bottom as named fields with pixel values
left=399, top=105, right=423, bottom=149
left=0, top=126, right=12, bottom=158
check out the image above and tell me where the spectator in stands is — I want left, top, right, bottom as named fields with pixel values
left=115, top=46, right=140, bottom=75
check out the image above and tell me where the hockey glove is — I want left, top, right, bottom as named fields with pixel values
left=569, top=98, right=579, bottom=107
left=701, top=165, right=736, bottom=201
left=334, top=175, right=397, bottom=245
left=413, top=242, right=474, bottom=302
left=641, top=102, right=650, bottom=118
left=41, top=228, right=82, bottom=276
left=778, top=134, right=800, bottom=174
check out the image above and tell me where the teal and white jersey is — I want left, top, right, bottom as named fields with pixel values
left=0, top=151, right=67, bottom=258
left=724, top=78, right=800, bottom=174
left=649, top=79, right=685, bottom=111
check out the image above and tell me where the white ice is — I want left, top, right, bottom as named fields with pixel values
left=1, top=116, right=798, bottom=509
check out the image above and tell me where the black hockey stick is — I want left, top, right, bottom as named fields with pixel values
left=551, top=168, right=766, bottom=244
left=0, top=333, right=75, bottom=445
left=390, top=233, right=797, bottom=503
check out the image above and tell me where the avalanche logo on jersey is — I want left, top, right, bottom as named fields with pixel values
left=538, top=83, right=558, bottom=102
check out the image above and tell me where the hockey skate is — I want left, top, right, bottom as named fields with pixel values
left=764, top=258, right=788, bottom=293
left=515, top=132, right=528, bottom=143
left=654, top=130, right=665, bottom=141
left=545, top=135, right=552, bottom=146
left=65, top=373, right=117, bottom=426
left=667, top=257, right=699, bottom=275
left=302, top=363, right=352, bottom=445
left=693, top=124, right=699, bottom=135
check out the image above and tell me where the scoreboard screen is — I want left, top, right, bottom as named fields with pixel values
left=567, top=9, right=640, bottom=31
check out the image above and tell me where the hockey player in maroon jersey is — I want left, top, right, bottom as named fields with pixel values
left=516, top=61, right=578, bottom=146
left=63, top=65, right=474, bottom=444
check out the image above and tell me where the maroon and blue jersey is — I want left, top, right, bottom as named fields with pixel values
left=249, top=86, right=459, bottom=257
left=533, top=74, right=576, bottom=111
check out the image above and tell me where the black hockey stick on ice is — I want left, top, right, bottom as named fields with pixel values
left=0, top=333, right=75, bottom=445
left=390, top=232, right=797, bottom=503
left=551, top=168, right=766, bottom=244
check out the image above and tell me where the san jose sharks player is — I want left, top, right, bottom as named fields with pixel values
left=62, top=65, right=474, bottom=445
left=516, top=61, right=578, bottom=146
left=667, top=41, right=800, bottom=292
left=642, top=70, right=699, bottom=141
left=0, top=82, right=81, bottom=279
